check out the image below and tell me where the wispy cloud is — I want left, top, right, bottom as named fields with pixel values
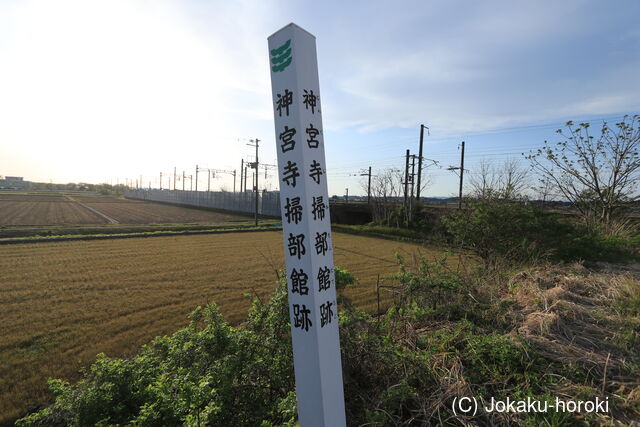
left=316, top=0, right=640, bottom=134
left=0, top=0, right=638, bottom=189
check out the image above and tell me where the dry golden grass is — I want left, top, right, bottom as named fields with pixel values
left=0, top=231, right=454, bottom=423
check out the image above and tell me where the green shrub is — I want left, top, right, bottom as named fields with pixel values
left=443, top=201, right=572, bottom=267
left=17, top=290, right=295, bottom=426
left=556, top=231, right=638, bottom=263
left=387, top=252, right=469, bottom=314
left=443, top=200, right=638, bottom=266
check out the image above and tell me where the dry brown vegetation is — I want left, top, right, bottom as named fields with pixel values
left=80, top=198, right=245, bottom=224
left=0, top=200, right=106, bottom=226
left=345, top=262, right=640, bottom=425
left=0, top=193, right=248, bottom=227
left=0, top=231, right=450, bottom=423
left=509, top=263, right=640, bottom=418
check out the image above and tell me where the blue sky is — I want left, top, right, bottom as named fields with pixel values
left=0, top=0, right=638, bottom=196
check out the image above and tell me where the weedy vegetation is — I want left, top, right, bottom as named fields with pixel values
left=0, top=231, right=444, bottom=424
left=15, top=257, right=640, bottom=426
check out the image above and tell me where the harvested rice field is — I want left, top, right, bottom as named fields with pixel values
left=0, top=193, right=248, bottom=227
left=0, top=230, right=457, bottom=422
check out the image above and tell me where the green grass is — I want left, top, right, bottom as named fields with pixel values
left=331, top=223, right=426, bottom=241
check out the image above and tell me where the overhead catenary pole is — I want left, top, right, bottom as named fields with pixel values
left=459, top=141, right=465, bottom=209
left=409, top=154, right=416, bottom=220
left=367, top=166, right=371, bottom=204
left=416, top=124, right=427, bottom=201
left=246, top=138, right=261, bottom=226
left=159, top=172, right=163, bottom=190
left=195, top=165, right=199, bottom=192
left=410, top=155, right=416, bottom=199
left=256, top=139, right=259, bottom=226
left=208, top=170, right=211, bottom=192
left=233, top=169, right=237, bottom=193
left=358, top=167, right=372, bottom=204
left=174, top=167, right=177, bottom=191
left=404, top=149, right=410, bottom=207
left=244, top=166, right=248, bottom=192
left=253, top=171, right=257, bottom=222
left=367, top=166, right=372, bottom=204
left=182, top=171, right=185, bottom=191
left=268, top=23, right=346, bottom=427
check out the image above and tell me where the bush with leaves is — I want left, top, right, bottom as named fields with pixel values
left=386, top=252, right=468, bottom=315
left=443, top=200, right=638, bottom=266
left=17, top=283, right=297, bottom=427
left=442, top=200, right=572, bottom=267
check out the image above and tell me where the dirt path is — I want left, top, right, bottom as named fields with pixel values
left=64, top=195, right=119, bottom=224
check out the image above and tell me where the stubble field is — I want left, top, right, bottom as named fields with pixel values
left=0, top=194, right=105, bottom=226
left=0, top=230, right=455, bottom=423
left=0, top=193, right=249, bottom=227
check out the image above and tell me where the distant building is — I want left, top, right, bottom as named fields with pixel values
left=0, top=176, right=29, bottom=189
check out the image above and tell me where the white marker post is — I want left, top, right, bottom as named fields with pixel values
left=268, top=23, right=346, bottom=427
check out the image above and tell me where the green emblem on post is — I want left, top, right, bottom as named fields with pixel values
left=271, top=39, right=292, bottom=72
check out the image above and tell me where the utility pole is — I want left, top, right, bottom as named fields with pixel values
left=458, top=141, right=465, bottom=209
left=233, top=169, right=237, bottom=192
left=159, top=172, right=163, bottom=190
left=358, top=167, right=372, bottom=204
left=195, top=165, right=199, bottom=192
left=368, top=166, right=372, bottom=204
left=246, top=138, right=261, bottom=226
left=404, top=149, right=410, bottom=207
left=182, top=171, right=185, bottom=191
left=173, top=167, right=177, bottom=191
left=416, top=124, right=429, bottom=202
left=410, top=155, right=416, bottom=200
left=409, top=154, right=417, bottom=220
left=244, top=166, right=248, bottom=192
left=190, top=175, right=193, bottom=191
left=240, top=159, right=244, bottom=192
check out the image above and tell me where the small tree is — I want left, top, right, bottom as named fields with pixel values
left=468, top=158, right=529, bottom=201
left=364, top=168, right=404, bottom=226
left=526, top=115, right=640, bottom=233
left=468, top=159, right=499, bottom=200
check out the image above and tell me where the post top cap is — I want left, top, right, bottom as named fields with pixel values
left=268, top=22, right=315, bottom=40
